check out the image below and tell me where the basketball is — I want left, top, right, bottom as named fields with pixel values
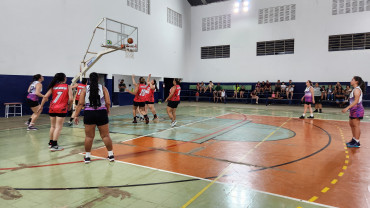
left=106, top=40, right=112, bottom=45
left=127, top=38, right=134, bottom=44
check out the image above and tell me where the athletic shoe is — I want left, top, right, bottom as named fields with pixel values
left=50, top=145, right=64, bottom=152
left=133, top=119, right=137, bottom=124
left=347, top=139, right=360, bottom=148
left=319, top=109, right=322, bottom=113
left=48, top=141, right=52, bottom=148
left=145, top=117, right=149, bottom=124
left=171, top=121, right=177, bottom=127
left=346, top=138, right=356, bottom=146
left=299, top=116, right=305, bottom=119
left=313, top=109, right=318, bottom=113
left=27, top=126, right=38, bottom=131
left=153, top=117, right=158, bottom=121
left=307, top=116, right=314, bottom=119
left=139, top=117, right=144, bottom=122
left=108, top=155, right=115, bottom=162
left=67, top=121, right=73, bottom=126
left=25, top=121, right=30, bottom=126
left=84, top=157, right=91, bottom=164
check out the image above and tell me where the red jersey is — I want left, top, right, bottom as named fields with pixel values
left=146, top=85, right=155, bottom=103
left=49, top=83, right=69, bottom=114
left=134, top=84, right=147, bottom=102
left=75, top=84, right=86, bottom=101
left=169, top=85, right=181, bottom=101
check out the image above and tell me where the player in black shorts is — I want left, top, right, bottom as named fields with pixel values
left=74, top=72, right=114, bottom=163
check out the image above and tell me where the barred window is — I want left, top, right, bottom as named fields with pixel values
left=167, top=8, right=182, bottom=28
left=258, top=4, right=296, bottom=24
left=127, top=0, right=150, bottom=15
left=202, top=14, right=231, bottom=31
left=201, top=45, right=230, bottom=59
left=257, top=39, right=294, bottom=56
left=329, top=32, right=370, bottom=51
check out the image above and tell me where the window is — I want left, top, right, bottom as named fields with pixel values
left=202, top=14, right=231, bottom=31
left=167, top=8, right=182, bottom=28
left=257, top=39, right=294, bottom=56
left=332, top=0, right=370, bottom=15
left=258, top=4, right=296, bottom=24
left=127, top=0, right=150, bottom=14
left=329, top=32, right=370, bottom=51
left=201, top=45, right=230, bottom=59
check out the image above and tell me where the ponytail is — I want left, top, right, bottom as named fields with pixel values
left=353, top=76, right=366, bottom=93
left=89, top=72, right=101, bottom=109
left=48, top=73, right=66, bottom=90
left=81, top=78, right=88, bottom=85
left=174, top=78, right=181, bottom=85
left=307, top=80, right=312, bottom=86
left=153, top=80, right=158, bottom=91
left=33, top=74, right=42, bottom=81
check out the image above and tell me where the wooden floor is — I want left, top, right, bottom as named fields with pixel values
left=0, top=103, right=369, bottom=208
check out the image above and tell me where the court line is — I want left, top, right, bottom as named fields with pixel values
left=181, top=117, right=293, bottom=208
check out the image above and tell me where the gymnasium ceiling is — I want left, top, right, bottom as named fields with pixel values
left=187, top=0, right=230, bottom=7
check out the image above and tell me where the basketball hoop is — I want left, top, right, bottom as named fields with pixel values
left=125, top=44, right=137, bottom=59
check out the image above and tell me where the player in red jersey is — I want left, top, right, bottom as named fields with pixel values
left=68, top=78, right=88, bottom=125
left=38, top=73, right=73, bottom=151
left=145, top=76, right=158, bottom=120
left=165, top=79, right=181, bottom=127
left=127, top=74, right=150, bottom=124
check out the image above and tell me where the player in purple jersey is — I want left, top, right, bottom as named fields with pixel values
left=300, top=80, right=315, bottom=119
left=25, top=74, right=45, bottom=130
left=342, top=76, right=365, bottom=148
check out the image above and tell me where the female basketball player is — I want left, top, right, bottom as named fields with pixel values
left=74, top=72, right=114, bottom=163
left=145, top=77, right=158, bottom=120
left=127, top=75, right=149, bottom=124
left=68, top=78, right=87, bottom=125
left=299, top=80, right=315, bottom=119
left=165, top=79, right=181, bottom=127
left=26, top=74, right=45, bottom=130
left=38, top=73, right=73, bottom=151
left=342, top=76, right=365, bottom=148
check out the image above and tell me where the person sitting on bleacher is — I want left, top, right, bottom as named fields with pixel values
left=281, top=82, right=287, bottom=95
left=321, top=86, right=327, bottom=100
left=260, top=81, right=266, bottom=93
left=205, top=81, right=214, bottom=93
left=200, top=81, right=205, bottom=93
left=233, top=84, right=240, bottom=98
left=250, top=89, right=259, bottom=104
left=327, top=85, right=334, bottom=101
left=220, top=89, right=226, bottom=103
left=213, top=83, right=222, bottom=102
left=286, top=85, right=294, bottom=100
left=345, top=85, right=352, bottom=101
left=335, top=87, right=346, bottom=107
left=265, top=80, right=272, bottom=93
left=240, top=85, right=246, bottom=98
left=255, top=81, right=261, bottom=94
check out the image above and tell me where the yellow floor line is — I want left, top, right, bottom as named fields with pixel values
left=181, top=117, right=292, bottom=208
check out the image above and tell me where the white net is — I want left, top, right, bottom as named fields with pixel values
left=125, top=44, right=137, bottom=59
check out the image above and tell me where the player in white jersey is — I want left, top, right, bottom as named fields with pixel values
left=25, top=74, right=45, bottom=130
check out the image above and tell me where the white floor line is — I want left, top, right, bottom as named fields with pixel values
left=79, top=154, right=336, bottom=208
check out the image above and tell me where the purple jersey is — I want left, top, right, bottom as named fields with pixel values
left=304, top=86, right=313, bottom=102
left=349, top=86, right=364, bottom=118
left=27, top=81, right=42, bottom=101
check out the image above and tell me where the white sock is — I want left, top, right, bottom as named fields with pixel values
left=108, top=151, right=114, bottom=156
left=85, top=152, right=91, bottom=158
left=310, top=114, right=313, bottom=117
left=353, top=138, right=359, bottom=143
left=302, top=114, right=305, bottom=116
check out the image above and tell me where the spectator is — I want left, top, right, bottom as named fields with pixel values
left=260, top=81, right=266, bottom=93
left=335, top=82, right=342, bottom=91
left=327, top=85, right=334, bottom=101
left=313, top=83, right=323, bottom=113
left=265, top=80, right=272, bottom=93
left=233, top=84, right=240, bottom=98
left=220, top=89, right=226, bottom=103
left=200, top=82, right=205, bottom=93
left=255, top=81, right=261, bottom=93
left=345, top=85, right=352, bottom=101
left=195, top=91, right=199, bottom=102
left=118, top=79, right=126, bottom=92
left=205, top=81, right=214, bottom=93
left=281, top=82, right=287, bottom=95
left=196, top=83, right=201, bottom=92
left=250, top=89, right=259, bottom=104
left=266, top=91, right=276, bottom=106
left=275, top=80, right=281, bottom=97
left=286, top=85, right=294, bottom=100
left=213, top=83, right=222, bottom=98
left=288, top=80, right=293, bottom=87
left=335, top=87, right=346, bottom=107
left=321, top=86, right=327, bottom=100
left=240, top=85, right=246, bottom=98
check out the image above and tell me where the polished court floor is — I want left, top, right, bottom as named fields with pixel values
left=0, top=103, right=369, bottom=208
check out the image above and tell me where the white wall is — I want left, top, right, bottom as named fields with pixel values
left=0, top=0, right=191, bottom=79
left=186, top=0, right=370, bottom=82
